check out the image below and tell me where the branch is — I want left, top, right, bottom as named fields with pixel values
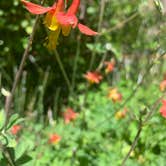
left=121, top=123, right=142, bottom=166
left=100, top=12, right=139, bottom=35
left=54, top=50, right=71, bottom=92
left=121, top=91, right=166, bottom=165
left=89, top=0, right=106, bottom=70
left=5, top=0, right=45, bottom=125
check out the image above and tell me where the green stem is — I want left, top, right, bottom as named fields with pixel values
left=89, top=0, right=106, bottom=70
left=5, top=0, right=46, bottom=126
left=71, top=35, right=81, bottom=95
left=54, top=50, right=71, bottom=92
left=121, top=124, right=142, bottom=166
left=2, top=149, right=16, bottom=166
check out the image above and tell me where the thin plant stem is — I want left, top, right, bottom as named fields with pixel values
left=96, top=53, right=107, bottom=71
left=2, top=152, right=14, bottom=166
left=121, top=91, right=166, bottom=166
left=121, top=123, right=142, bottom=166
left=143, top=92, right=166, bottom=124
left=71, top=35, right=81, bottom=95
left=70, top=147, right=77, bottom=166
left=100, top=12, right=139, bottom=36
left=53, top=87, right=61, bottom=116
left=89, top=8, right=137, bottom=73
left=5, top=0, right=45, bottom=125
left=54, top=50, right=71, bottom=92
left=0, top=146, right=17, bottom=166
left=89, top=12, right=139, bottom=71
left=80, top=0, right=106, bottom=123
left=89, top=0, right=106, bottom=70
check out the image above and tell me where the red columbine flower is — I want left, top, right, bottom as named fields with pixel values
left=11, top=125, right=22, bottom=135
left=22, top=0, right=97, bottom=49
left=22, top=0, right=66, bottom=49
left=160, top=80, right=166, bottom=92
left=22, top=0, right=64, bottom=29
left=84, top=71, right=103, bottom=84
left=104, top=60, right=115, bottom=74
left=48, top=134, right=61, bottom=144
left=63, top=108, right=78, bottom=124
left=108, top=88, right=122, bottom=103
left=160, top=100, right=166, bottom=118
left=56, top=0, right=98, bottom=36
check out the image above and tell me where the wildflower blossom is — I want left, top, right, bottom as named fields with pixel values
left=108, top=88, right=122, bottom=103
left=22, top=0, right=64, bottom=49
left=104, top=60, right=115, bottom=74
left=11, top=125, right=22, bottom=135
left=63, top=108, right=78, bottom=124
left=160, top=100, right=166, bottom=118
left=21, top=0, right=98, bottom=49
left=160, top=80, right=166, bottom=92
left=48, top=134, right=61, bottom=144
left=115, top=108, right=128, bottom=120
left=84, top=71, right=103, bottom=84
left=57, top=0, right=98, bottom=36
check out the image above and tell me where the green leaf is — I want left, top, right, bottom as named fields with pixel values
left=6, top=147, right=15, bottom=160
left=15, top=142, right=29, bottom=160
left=15, top=154, right=32, bottom=166
left=6, top=114, right=24, bottom=130
left=0, top=109, right=6, bottom=130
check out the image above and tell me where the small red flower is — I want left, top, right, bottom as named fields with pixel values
left=104, top=60, right=115, bottom=74
left=160, top=100, right=166, bottom=118
left=115, top=108, right=128, bottom=120
left=11, top=125, right=22, bottom=135
left=160, top=80, right=166, bottom=92
left=108, top=88, right=122, bottom=103
left=63, top=108, right=78, bottom=124
left=84, top=71, right=103, bottom=84
left=48, top=134, right=61, bottom=144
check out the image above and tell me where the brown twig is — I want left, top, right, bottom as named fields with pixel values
left=120, top=52, right=166, bottom=165
left=143, top=92, right=166, bottom=124
left=96, top=53, right=107, bottom=71
left=100, top=12, right=139, bottom=35
left=5, top=0, right=45, bottom=125
left=121, top=123, right=142, bottom=166
left=121, top=90, right=166, bottom=166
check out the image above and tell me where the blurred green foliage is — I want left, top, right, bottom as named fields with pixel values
left=0, top=0, right=166, bottom=165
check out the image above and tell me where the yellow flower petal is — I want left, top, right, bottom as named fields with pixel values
left=44, top=12, right=59, bottom=31
left=47, top=28, right=61, bottom=50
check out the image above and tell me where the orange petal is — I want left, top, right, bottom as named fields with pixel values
left=21, top=0, right=53, bottom=14
left=78, top=23, right=98, bottom=36
left=67, top=0, right=80, bottom=15
left=57, top=13, right=78, bottom=28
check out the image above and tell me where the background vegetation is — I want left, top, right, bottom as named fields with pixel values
left=0, top=0, right=166, bottom=165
